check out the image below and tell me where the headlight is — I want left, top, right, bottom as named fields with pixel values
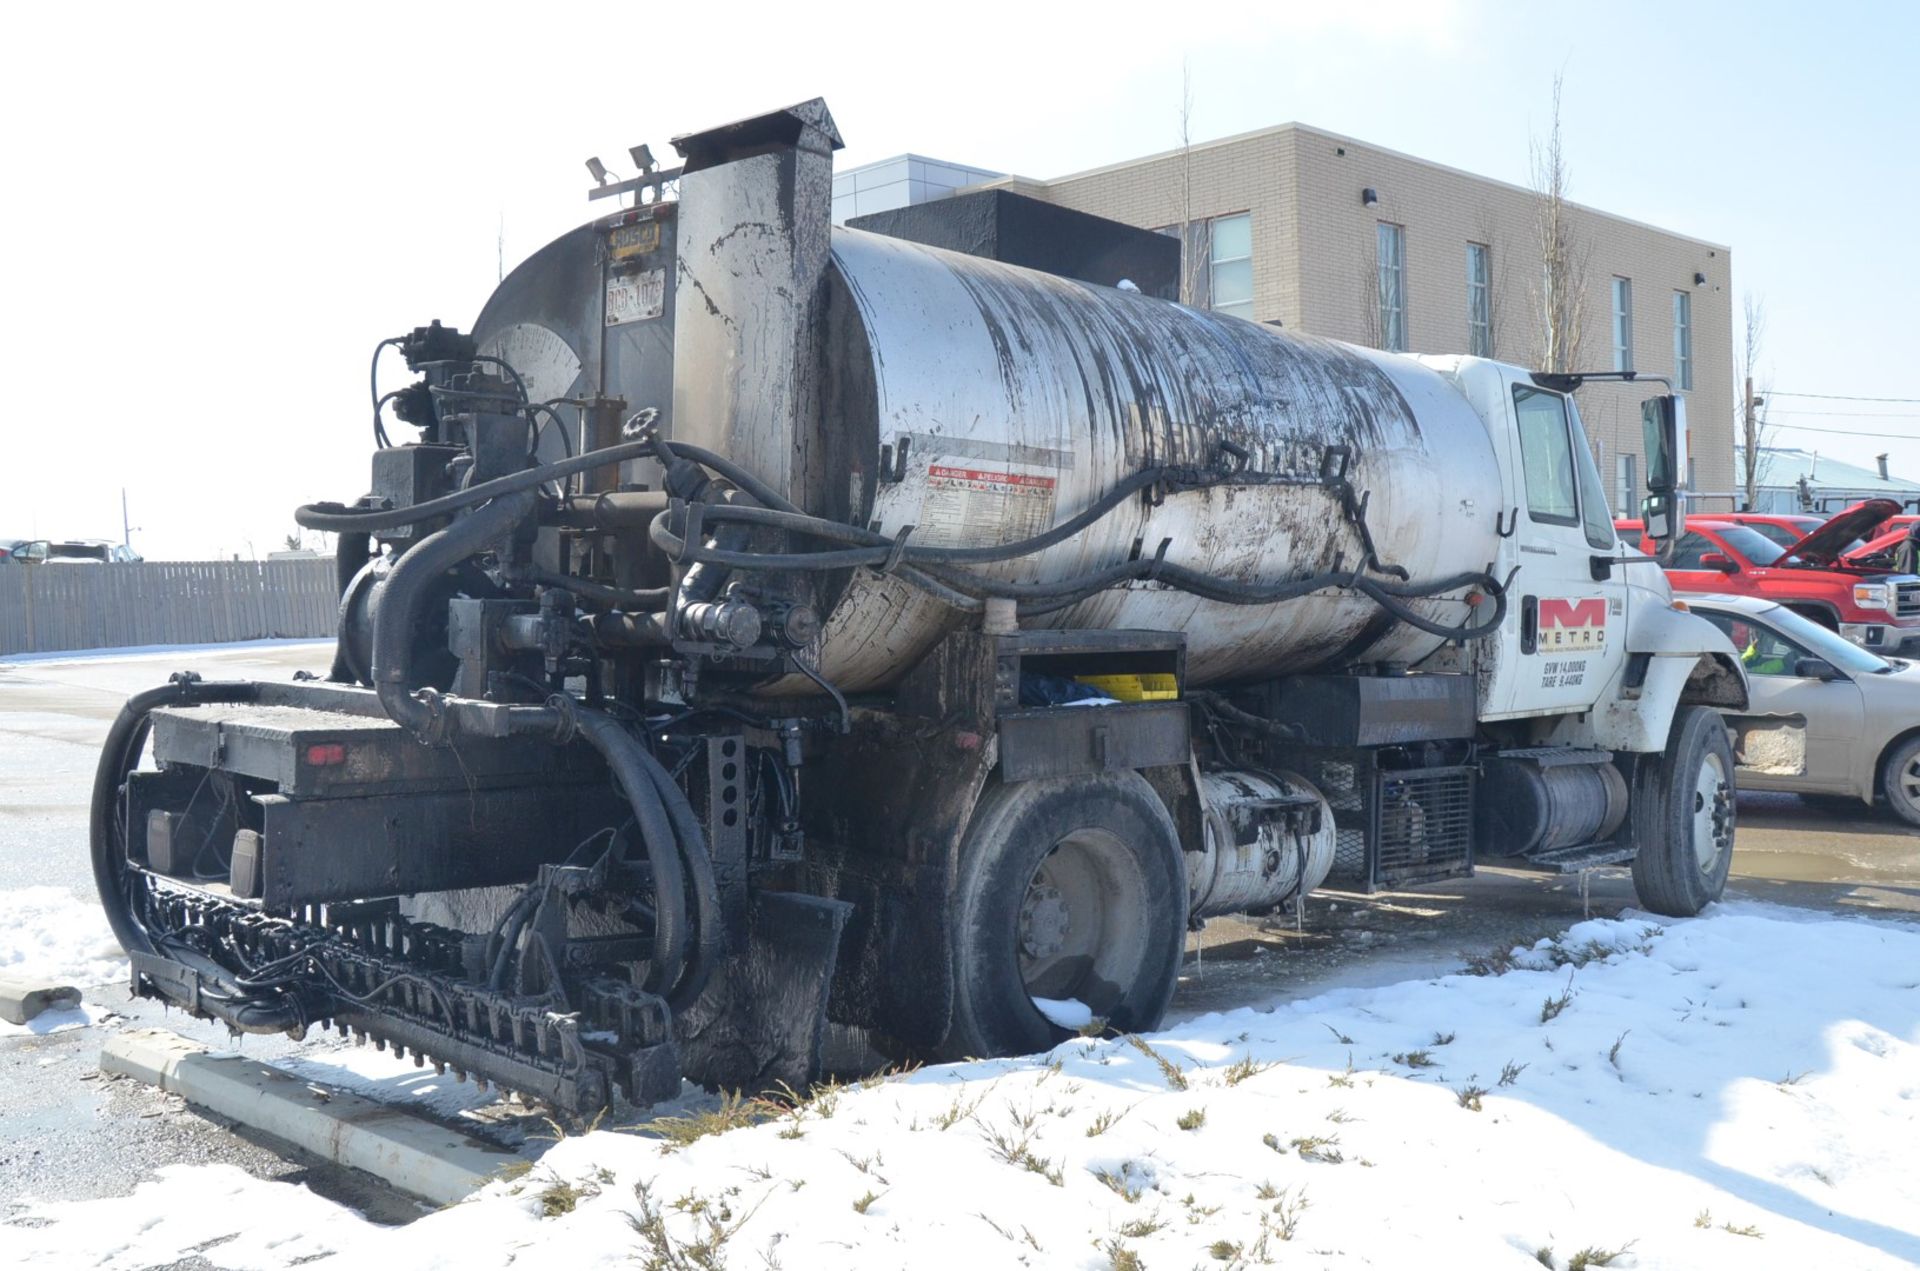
left=1854, top=582, right=1893, bottom=611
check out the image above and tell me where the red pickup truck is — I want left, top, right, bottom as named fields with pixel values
left=1619, top=498, right=1920, bottom=655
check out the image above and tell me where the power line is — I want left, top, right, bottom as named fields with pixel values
left=1764, top=420, right=1920, bottom=441
left=1770, top=390, right=1920, bottom=404
left=1767, top=409, right=1920, bottom=420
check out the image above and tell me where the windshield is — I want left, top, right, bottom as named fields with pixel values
left=1743, top=518, right=1822, bottom=548
left=1710, top=525, right=1787, bottom=566
left=1697, top=603, right=1892, bottom=677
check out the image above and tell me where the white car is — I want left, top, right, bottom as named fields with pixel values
left=1687, top=594, right=1920, bottom=825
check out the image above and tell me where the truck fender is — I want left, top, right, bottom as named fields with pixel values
left=1551, top=603, right=1747, bottom=753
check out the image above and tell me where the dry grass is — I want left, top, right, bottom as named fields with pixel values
left=1125, top=1034, right=1189, bottom=1090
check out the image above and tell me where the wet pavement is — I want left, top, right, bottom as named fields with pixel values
left=4, top=642, right=1917, bottom=1220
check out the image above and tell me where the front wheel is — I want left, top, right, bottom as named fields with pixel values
left=1629, top=706, right=1737, bottom=916
left=1877, top=734, right=1920, bottom=827
left=940, top=771, right=1186, bottom=1061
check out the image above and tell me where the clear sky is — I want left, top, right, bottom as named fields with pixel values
left=4, top=0, right=1914, bottom=558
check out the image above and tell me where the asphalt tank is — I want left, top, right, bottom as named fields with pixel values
left=476, top=214, right=1504, bottom=693
left=809, top=228, right=1504, bottom=689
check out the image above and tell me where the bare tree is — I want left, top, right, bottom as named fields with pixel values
left=1738, top=293, right=1773, bottom=509
left=1529, top=75, right=1591, bottom=374
left=1174, top=60, right=1208, bottom=307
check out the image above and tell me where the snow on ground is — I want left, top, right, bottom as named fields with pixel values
left=0, top=885, right=124, bottom=989
left=0, top=886, right=128, bottom=1037
left=9, top=902, right=1919, bottom=1269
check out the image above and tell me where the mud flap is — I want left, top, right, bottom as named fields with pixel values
left=675, top=890, right=852, bottom=1094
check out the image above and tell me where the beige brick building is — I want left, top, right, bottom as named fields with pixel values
left=969, top=123, right=1734, bottom=513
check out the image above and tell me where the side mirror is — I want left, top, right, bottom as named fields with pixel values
left=1642, top=394, right=1688, bottom=495
left=1642, top=492, right=1683, bottom=554
left=1698, top=552, right=1738, bottom=574
left=1794, top=657, right=1839, bottom=682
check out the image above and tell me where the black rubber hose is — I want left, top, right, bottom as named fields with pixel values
left=651, top=499, right=1504, bottom=639
left=501, top=562, right=669, bottom=612
left=633, top=739, right=724, bottom=1009
left=573, top=711, right=690, bottom=998
left=370, top=491, right=538, bottom=736
left=676, top=468, right=1177, bottom=569
left=89, top=679, right=260, bottom=959
left=294, top=439, right=656, bottom=533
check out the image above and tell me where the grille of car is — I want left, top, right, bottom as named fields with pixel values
left=1898, top=582, right=1920, bottom=619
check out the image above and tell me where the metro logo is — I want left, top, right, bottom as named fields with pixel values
left=1538, top=597, right=1607, bottom=650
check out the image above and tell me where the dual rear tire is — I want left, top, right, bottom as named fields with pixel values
left=940, top=771, right=1186, bottom=1061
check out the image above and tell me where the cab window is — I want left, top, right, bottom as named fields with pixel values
left=1696, top=611, right=1810, bottom=677
left=1666, top=531, right=1719, bottom=569
left=1514, top=387, right=1578, bottom=526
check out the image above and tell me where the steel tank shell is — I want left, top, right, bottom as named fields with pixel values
left=806, top=228, right=1505, bottom=691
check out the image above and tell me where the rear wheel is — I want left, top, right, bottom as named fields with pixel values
left=941, top=771, right=1185, bottom=1061
left=1630, top=706, right=1736, bottom=916
left=1877, top=735, right=1920, bottom=826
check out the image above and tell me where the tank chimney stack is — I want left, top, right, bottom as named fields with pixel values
left=669, top=99, right=843, bottom=511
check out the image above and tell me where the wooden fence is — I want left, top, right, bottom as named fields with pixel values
left=0, top=559, right=338, bottom=656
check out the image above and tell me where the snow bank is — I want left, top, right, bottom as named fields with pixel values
left=0, top=886, right=124, bottom=988
left=9, top=903, right=1920, bottom=1269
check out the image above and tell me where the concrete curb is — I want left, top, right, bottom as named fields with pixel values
left=102, top=1029, right=522, bottom=1205
left=0, top=976, right=81, bottom=1025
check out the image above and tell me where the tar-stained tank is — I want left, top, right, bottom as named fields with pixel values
left=477, top=99, right=1505, bottom=693
left=802, top=230, right=1504, bottom=690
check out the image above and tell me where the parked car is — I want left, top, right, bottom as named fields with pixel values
left=1871, top=512, right=1919, bottom=538
left=1, top=537, right=142, bottom=564
left=1687, top=594, right=1920, bottom=824
left=1618, top=498, right=1920, bottom=655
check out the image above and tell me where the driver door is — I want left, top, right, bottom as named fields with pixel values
left=1486, top=383, right=1630, bottom=717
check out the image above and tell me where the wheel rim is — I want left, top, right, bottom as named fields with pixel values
left=1900, top=754, right=1920, bottom=807
left=1016, top=828, right=1151, bottom=1022
left=1690, top=750, right=1733, bottom=872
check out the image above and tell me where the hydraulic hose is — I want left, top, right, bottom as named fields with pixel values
left=294, top=438, right=656, bottom=533
left=370, top=491, right=538, bottom=737
left=500, top=562, right=669, bottom=612
left=635, top=735, right=724, bottom=1008
left=649, top=503, right=1507, bottom=640
left=90, top=678, right=262, bottom=958
left=572, top=711, right=691, bottom=999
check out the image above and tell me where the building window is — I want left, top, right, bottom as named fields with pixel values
left=1466, top=242, right=1492, bottom=357
left=1673, top=290, right=1693, bottom=390
left=1616, top=452, right=1637, bottom=516
left=1611, top=277, right=1634, bottom=371
left=1208, top=213, right=1254, bottom=319
left=1377, top=222, right=1407, bottom=352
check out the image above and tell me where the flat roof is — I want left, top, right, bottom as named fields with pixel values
left=999, top=119, right=1731, bottom=254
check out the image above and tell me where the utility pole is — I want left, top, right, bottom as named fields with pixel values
left=121, top=488, right=139, bottom=553
left=1742, top=376, right=1754, bottom=510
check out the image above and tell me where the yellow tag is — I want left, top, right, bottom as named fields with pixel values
left=609, top=220, right=661, bottom=260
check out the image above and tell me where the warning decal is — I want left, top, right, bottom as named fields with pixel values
left=1538, top=597, right=1607, bottom=650
left=918, top=460, right=1059, bottom=547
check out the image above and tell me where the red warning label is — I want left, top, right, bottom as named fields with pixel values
left=921, top=461, right=1059, bottom=546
